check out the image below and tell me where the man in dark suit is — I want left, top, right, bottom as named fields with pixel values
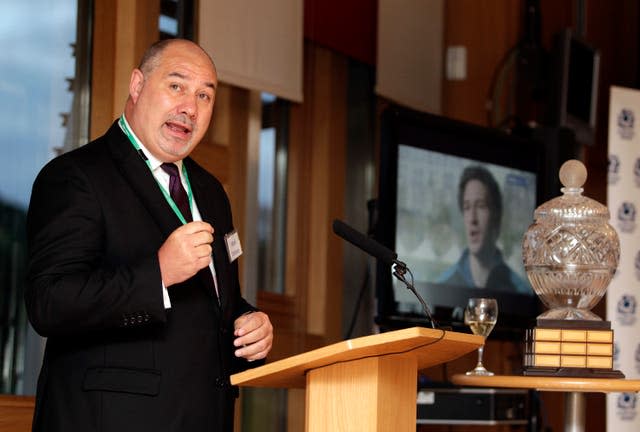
left=25, top=38, right=273, bottom=432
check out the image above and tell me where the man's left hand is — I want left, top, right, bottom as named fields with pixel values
left=233, top=312, right=273, bottom=361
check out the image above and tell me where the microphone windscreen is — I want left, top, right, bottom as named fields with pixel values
left=332, top=219, right=397, bottom=265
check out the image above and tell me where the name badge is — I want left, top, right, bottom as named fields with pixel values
left=224, top=230, right=243, bottom=263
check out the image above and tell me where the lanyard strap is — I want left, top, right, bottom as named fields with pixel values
left=119, top=116, right=194, bottom=225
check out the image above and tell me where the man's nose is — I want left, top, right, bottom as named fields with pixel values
left=179, top=95, right=197, bottom=118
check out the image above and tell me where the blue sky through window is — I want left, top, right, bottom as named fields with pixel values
left=0, top=2, right=77, bottom=210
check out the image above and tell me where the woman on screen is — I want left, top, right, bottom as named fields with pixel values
left=436, top=165, right=530, bottom=294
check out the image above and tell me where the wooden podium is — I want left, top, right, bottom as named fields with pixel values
left=231, top=327, right=483, bottom=431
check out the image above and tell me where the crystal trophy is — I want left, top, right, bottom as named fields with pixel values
left=521, top=160, right=623, bottom=377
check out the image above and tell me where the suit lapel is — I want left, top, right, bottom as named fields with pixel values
left=106, top=124, right=183, bottom=238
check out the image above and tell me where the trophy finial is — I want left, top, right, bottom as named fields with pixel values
left=559, top=159, right=587, bottom=190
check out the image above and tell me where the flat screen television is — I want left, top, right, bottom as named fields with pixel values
left=374, top=106, right=554, bottom=339
left=551, top=28, right=600, bottom=146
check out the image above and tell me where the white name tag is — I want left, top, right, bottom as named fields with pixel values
left=224, top=230, right=243, bottom=263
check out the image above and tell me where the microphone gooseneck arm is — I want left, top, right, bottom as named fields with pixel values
left=391, top=260, right=437, bottom=329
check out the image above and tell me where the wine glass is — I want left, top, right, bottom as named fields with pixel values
left=464, top=298, right=498, bottom=376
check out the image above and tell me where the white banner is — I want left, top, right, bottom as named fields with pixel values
left=607, top=85, right=640, bottom=430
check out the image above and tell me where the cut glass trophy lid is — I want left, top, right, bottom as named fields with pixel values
left=533, top=159, right=610, bottom=222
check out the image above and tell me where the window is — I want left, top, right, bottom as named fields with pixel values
left=159, top=0, right=194, bottom=40
left=0, top=0, right=91, bottom=395
left=257, top=93, right=289, bottom=294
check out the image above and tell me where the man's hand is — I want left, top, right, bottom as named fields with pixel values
left=233, top=312, right=273, bottom=361
left=158, top=221, right=214, bottom=287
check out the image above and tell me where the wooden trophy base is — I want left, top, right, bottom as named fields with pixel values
left=522, top=319, right=624, bottom=378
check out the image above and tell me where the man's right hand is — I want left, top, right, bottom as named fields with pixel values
left=158, top=221, right=214, bottom=287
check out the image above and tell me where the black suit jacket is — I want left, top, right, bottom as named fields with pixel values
left=26, top=122, right=257, bottom=432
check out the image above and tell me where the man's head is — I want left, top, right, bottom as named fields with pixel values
left=125, top=39, right=218, bottom=162
left=457, top=165, right=502, bottom=257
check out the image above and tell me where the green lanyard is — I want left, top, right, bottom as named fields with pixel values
left=119, top=116, right=194, bottom=225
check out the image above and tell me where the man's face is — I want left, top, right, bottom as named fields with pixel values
left=127, top=41, right=217, bottom=162
left=462, top=179, right=496, bottom=256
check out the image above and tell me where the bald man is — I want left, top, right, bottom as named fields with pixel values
left=26, top=39, right=272, bottom=432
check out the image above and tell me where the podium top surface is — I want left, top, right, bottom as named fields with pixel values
left=452, top=374, right=640, bottom=393
left=231, top=327, right=482, bottom=389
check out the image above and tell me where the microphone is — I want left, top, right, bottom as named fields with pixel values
left=332, top=219, right=398, bottom=266
left=332, top=219, right=437, bottom=329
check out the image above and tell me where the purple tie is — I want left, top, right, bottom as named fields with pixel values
left=161, top=163, right=219, bottom=300
left=161, top=163, right=193, bottom=222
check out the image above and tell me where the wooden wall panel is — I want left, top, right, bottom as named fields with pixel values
left=0, top=395, right=34, bottom=432
left=91, top=0, right=159, bottom=139
left=441, top=0, right=577, bottom=128
left=91, top=1, right=117, bottom=139
left=284, top=43, right=347, bottom=345
left=442, top=0, right=521, bottom=126
left=304, top=46, right=347, bottom=341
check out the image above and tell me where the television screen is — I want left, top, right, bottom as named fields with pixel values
left=375, top=106, right=550, bottom=338
left=393, top=145, right=537, bottom=312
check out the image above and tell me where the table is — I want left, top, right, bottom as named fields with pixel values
left=452, top=374, right=640, bottom=432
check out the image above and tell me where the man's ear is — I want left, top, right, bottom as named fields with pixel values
left=129, top=69, right=144, bottom=103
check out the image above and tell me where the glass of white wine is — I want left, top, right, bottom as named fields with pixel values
left=464, top=298, right=498, bottom=376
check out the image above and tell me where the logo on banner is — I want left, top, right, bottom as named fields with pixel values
left=635, top=158, right=640, bottom=187
left=636, top=250, right=640, bottom=281
left=618, top=108, right=635, bottom=140
left=609, top=154, right=621, bottom=185
left=614, top=341, right=621, bottom=370
left=617, top=294, right=637, bottom=326
left=617, top=393, right=638, bottom=421
left=618, top=202, right=637, bottom=233
left=635, top=344, right=640, bottom=374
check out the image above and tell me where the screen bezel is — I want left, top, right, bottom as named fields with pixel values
left=374, top=106, right=545, bottom=339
